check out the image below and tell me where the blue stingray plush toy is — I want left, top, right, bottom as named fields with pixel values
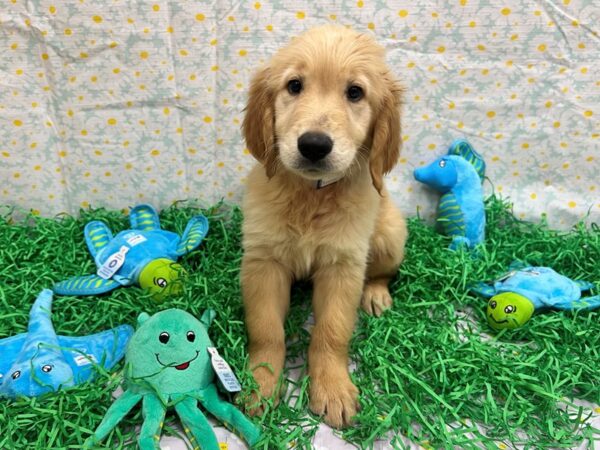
left=54, top=204, right=208, bottom=301
left=0, top=289, right=133, bottom=398
left=414, top=139, right=486, bottom=250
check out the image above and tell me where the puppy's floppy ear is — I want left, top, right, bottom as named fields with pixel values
left=242, top=67, right=278, bottom=177
left=369, top=75, right=403, bottom=194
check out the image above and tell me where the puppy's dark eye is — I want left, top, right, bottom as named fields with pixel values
left=159, top=332, right=170, bottom=344
left=287, top=79, right=302, bottom=95
left=346, top=85, right=363, bottom=102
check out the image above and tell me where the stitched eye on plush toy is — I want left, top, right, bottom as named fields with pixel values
left=41, top=365, right=53, bottom=373
left=504, top=305, right=516, bottom=314
left=439, top=160, right=446, bottom=168
left=155, top=277, right=167, bottom=288
left=186, top=331, right=196, bottom=343
left=11, top=370, right=21, bottom=380
left=159, top=332, right=170, bottom=344
left=489, top=300, right=497, bottom=309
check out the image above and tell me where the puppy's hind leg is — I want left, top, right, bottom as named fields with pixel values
left=362, top=195, right=407, bottom=316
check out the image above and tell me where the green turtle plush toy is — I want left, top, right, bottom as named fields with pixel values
left=84, top=309, right=261, bottom=450
left=54, top=204, right=208, bottom=301
left=471, top=264, right=600, bottom=330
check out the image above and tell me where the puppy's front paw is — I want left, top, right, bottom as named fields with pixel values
left=244, top=367, right=281, bottom=417
left=361, top=282, right=393, bottom=316
left=309, top=373, right=359, bottom=428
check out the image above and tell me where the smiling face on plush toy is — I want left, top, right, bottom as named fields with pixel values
left=138, top=258, right=185, bottom=301
left=1, top=356, right=74, bottom=397
left=127, top=309, right=213, bottom=394
left=487, top=292, right=535, bottom=330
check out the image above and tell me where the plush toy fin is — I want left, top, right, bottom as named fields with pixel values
left=575, top=280, right=595, bottom=291
left=84, top=221, right=113, bottom=258
left=469, top=282, right=497, bottom=298
left=552, top=295, right=600, bottom=311
left=448, top=139, right=486, bottom=180
left=175, top=215, right=209, bottom=256
left=129, top=204, right=161, bottom=231
left=508, top=260, right=528, bottom=271
left=54, top=275, right=121, bottom=296
left=0, top=334, right=26, bottom=377
left=449, top=236, right=471, bottom=251
left=56, top=325, right=134, bottom=383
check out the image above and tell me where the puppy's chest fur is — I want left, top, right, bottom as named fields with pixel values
left=243, top=167, right=379, bottom=278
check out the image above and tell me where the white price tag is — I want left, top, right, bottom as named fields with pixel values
left=97, top=246, right=129, bottom=279
left=207, top=347, right=241, bottom=393
left=74, top=353, right=97, bottom=366
left=126, top=234, right=147, bottom=246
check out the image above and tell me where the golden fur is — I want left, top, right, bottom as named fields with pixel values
left=240, top=25, right=408, bottom=428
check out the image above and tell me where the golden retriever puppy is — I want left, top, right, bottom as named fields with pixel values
left=240, top=24, right=407, bottom=428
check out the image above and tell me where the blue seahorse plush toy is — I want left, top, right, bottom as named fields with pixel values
left=54, top=204, right=209, bottom=301
left=414, top=139, right=486, bottom=250
left=0, top=289, right=133, bottom=398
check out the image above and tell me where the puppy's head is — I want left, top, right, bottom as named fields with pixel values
left=243, top=25, right=403, bottom=192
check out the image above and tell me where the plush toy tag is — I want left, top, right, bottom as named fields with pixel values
left=126, top=234, right=147, bottom=246
left=97, top=246, right=129, bottom=279
left=73, top=353, right=98, bottom=366
left=207, top=347, right=241, bottom=392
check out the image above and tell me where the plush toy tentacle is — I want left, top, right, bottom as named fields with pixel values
left=84, top=390, right=143, bottom=448
left=138, top=394, right=167, bottom=450
left=174, top=396, right=220, bottom=450
left=199, top=384, right=262, bottom=446
left=130, top=204, right=161, bottom=231
left=175, top=215, right=209, bottom=256
left=84, top=221, right=113, bottom=258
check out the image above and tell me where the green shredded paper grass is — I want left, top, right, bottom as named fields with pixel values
left=0, top=196, right=599, bottom=449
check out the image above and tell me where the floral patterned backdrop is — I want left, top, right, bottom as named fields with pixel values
left=1, top=0, right=599, bottom=229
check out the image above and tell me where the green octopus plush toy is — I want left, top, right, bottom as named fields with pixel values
left=84, top=309, right=260, bottom=450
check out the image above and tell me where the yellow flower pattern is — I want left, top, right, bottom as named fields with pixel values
left=0, top=1, right=598, bottom=229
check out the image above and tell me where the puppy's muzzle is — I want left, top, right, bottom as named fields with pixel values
left=298, top=132, right=333, bottom=163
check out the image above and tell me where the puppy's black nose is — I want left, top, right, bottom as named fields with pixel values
left=298, top=132, right=333, bottom=162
